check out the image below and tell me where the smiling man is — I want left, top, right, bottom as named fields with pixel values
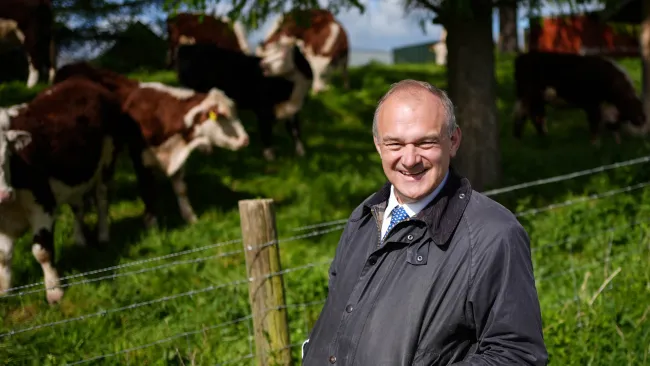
left=301, top=80, right=548, bottom=365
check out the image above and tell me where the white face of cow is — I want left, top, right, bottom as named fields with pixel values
left=190, top=89, right=250, bottom=152
left=0, top=109, right=31, bottom=204
left=259, top=40, right=298, bottom=77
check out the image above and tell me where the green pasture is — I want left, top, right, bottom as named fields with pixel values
left=0, top=54, right=650, bottom=365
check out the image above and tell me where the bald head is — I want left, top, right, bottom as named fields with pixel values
left=372, top=79, right=456, bottom=139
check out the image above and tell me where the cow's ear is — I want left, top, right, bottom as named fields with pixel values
left=5, top=129, right=32, bottom=151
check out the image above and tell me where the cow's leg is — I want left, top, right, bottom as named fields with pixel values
left=258, top=111, right=276, bottom=161
left=28, top=204, right=63, bottom=304
left=25, top=54, right=39, bottom=88
left=170, top=166, right=198, bottom=224
left=128, top=143, right=159, bottom=228
left=70, top=202, right=90, bottom=247
left=513, top=99, right=529, bottom=139
left=95, top=181, right=110, bottom=244
left=286, top=115, right=305, bottom=157
left=0, top=233, right=14, bottom=296
left=586, top=106, right=602, bottom=146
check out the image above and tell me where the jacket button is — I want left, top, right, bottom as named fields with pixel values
left=407, top=234, right=413, bottom=240
left=329, top=355, right=337, bottom=363
left=459, top=193, right=465, bottom=199
left=417, top=255, right=423, bottom=262
left=346, top=304, right=354, bottom=313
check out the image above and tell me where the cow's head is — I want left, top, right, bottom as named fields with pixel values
left=0, top=108, right=31, bottom=204
left=187, top=88, right=249, bottom=152
left=258, top=37, right=305, bottom=77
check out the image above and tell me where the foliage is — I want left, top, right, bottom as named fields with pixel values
left=1, top=55, right=650, bottom=364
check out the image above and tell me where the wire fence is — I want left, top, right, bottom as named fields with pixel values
left=2, top=153, right=650, bottom=364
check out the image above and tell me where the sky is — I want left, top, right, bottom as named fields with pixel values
left=186, top=0, right=607, bottom=51
left=61, top=0, right=608, bottom=62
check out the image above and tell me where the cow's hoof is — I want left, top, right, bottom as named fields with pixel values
left=295, top=143, right=305, bottom=157
left=263, top=148, right=276, bottom=161
left=143, top=214, right=158, bottom=229
left=182, top=212, right=198, bottom=224
left=46, top=287, right=64, bottom=304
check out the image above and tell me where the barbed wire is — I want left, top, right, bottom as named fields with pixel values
left=65, top=314, right=254, bottom=365
left=0, top=225, right=344, bottom=297
left=289, top=154, right=650, bottom=232
left=0, top=238, right=243, bottom=295
left=483, top=154, right=650, bottom=196
left=0, top=259, right=331, bottom=339
left=515, top=181, right=650, bottom=217
left=65, top=299, right=327, bottom=365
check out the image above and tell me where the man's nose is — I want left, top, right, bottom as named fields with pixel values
left=400, top=145, right=420, bottom=167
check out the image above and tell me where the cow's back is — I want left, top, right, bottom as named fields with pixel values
left=515, top=52, right=632, bottom=104
left=9, top=78, right=122, bottom=186
left=176, top=44, right=289, bottom=108
left=167, top=13, right=244, bottom=52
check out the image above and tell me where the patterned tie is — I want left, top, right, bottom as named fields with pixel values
left=383, top=205, right=410, bottom=241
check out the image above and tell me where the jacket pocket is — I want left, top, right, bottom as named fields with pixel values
left=412, top=349, right=441, bottom=366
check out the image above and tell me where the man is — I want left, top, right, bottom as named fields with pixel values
left=302, top=80, right=548, bottom=365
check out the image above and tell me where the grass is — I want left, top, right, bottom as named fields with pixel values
left=1, top=54, right=650, bottom=365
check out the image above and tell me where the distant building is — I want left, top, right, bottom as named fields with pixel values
left=392, top=40, right=439, bottom=64
left=348, top=48, right=393, bottom=66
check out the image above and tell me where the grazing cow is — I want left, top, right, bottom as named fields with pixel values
left=166, top=12, right=250, bottom=68
left=53, top=62, right=250, bottom=225
left=0, top=78, right=144, bottom=304
left=0, top=0, right=56, bottom=88
left=176, top=42, right=313, bottom=161
left=257, top=8, right=349, bottom=93
left=513, top=51, right=648, bottom=144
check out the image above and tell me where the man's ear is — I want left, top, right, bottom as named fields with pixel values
left=449, top=127, right=462, bottom=158
left=374, top=136, right=382, bottom=158
left=6, top=129, right=32, bottom=151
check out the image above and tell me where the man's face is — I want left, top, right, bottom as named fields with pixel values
left=374, top=90, right=461, bottom=204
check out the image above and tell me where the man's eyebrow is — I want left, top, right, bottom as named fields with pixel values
left=381, top=134, right=441, bottom=143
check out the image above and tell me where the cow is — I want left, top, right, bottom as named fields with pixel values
left=0, top=0, right=56, bottom=88
left=256, top=8, right=349, bottom=94
left=0, top=78, right=147, bottom=304
left=53, top=62, right=250, bottom=226
left=166, top=12, right=251, bottom=69
left=176, top=41, right=313, bottom=161
left=512, top=51, right=648, bottom=144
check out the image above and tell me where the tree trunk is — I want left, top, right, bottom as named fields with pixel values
left=641, top=0, right=650, bottom=117
left=446, top=0, right=501, bottom=192
left=498, top=1, right=519, bottom=53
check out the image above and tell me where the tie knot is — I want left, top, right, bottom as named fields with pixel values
left=391, top=205, right=408, bottom=220
left=383, top=205, right=410, bottom=242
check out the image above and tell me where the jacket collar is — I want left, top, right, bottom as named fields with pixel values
left=357, top=165, right=472, bottom=247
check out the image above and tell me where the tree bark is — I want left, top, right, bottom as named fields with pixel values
left=498, top=1, right=519, bottom=53
left=446, top=0, right=501, bottom=192
left=641, top=0, right=650, bottom=116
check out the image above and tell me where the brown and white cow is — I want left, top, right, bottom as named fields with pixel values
left=0, top=0, right=56, bottom=88
left=257, top=8, right=349, bottom=94
left=0, top=78, right=140, bottom=304
left=513, top=51, right=648, bottom=144
left=166, top=12, right=250, bottom=69
left=54, top=62, right=250, bottom=226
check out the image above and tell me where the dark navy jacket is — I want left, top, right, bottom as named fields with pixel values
left=302, top=169, right=547, bottom=365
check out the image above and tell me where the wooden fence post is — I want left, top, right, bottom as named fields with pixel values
left=238, top=198, right=292, bottom=366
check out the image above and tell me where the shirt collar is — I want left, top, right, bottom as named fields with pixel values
left=385, top=170, right=450, bottom=218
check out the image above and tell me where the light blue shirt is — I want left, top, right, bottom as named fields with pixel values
left=381, top=171, right=449, bottom=239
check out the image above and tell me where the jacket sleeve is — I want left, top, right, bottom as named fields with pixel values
left=452, top=222, right=548, bottom=366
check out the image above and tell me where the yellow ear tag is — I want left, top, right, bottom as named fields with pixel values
left=208, top=111, right=217, bottom=121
